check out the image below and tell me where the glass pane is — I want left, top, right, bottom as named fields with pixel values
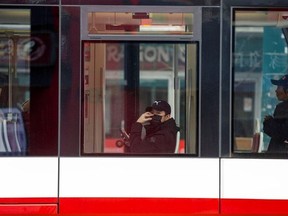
left=0, top=7, right=59, bottom=156
left=0, top=9, right=30, bottom=155
left=82, top=42, right=197, bottom=154
left=233, top=9, right=288, bottom=154
left=87, top=12, right=193, bottom=36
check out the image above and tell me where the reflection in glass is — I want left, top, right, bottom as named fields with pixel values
left=87, top=12, right=193, bottom=36
left=0, top=9, right=30, bottom=155
left=82, top=42, right=197, bottom=154
left=233, top=9, right=288, bottom=153
left=0, top=7, right=59, bottom=156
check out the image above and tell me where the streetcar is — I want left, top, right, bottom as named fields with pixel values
left=0, top=0, right=288, bottom=214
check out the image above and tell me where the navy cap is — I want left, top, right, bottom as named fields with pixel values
left=271, top=74, right=288, bottom=87
left=151, top=100, right=171, bottom=114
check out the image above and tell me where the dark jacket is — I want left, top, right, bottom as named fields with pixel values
left=129, top=118, right=179, bottom=153
left=263, top=100, right=288, bottom=153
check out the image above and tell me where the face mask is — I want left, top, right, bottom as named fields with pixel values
left=150, top=115, right=161, bottom=125
left=145, top=115, right=161, bottom=134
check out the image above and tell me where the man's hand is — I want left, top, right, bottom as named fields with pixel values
left=136, top=112, right=153, bottom=124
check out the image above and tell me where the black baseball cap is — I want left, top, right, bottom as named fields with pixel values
left=151, top=100, right=171, bottom=114
left=271, top=74, right=288, bottom=87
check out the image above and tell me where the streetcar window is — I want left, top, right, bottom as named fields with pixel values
left=0, top=7, right=59, bottom=156
left=82, top=42, right=198, bottom=154
left=87, top=12, right=193, bottom=36
left=233, top=9, right=288, bottom=154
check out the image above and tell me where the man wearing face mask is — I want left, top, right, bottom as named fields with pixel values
left=129, top=100, right=179, bottom=153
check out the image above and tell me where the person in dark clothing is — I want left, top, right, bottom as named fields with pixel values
left=263, top=74, right=288, bottom=153
left=129, top=100, right=179, bottom=153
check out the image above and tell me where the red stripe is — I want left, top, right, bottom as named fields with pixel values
left=0, top=204, right=57, bottom=214
left=1, top=197, right=288, bottom=214
left=0, top=197, right=57, bottom=204
left=221, top=198, right=288, bottom=214
left=59, top=197, right=219, bottom=214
